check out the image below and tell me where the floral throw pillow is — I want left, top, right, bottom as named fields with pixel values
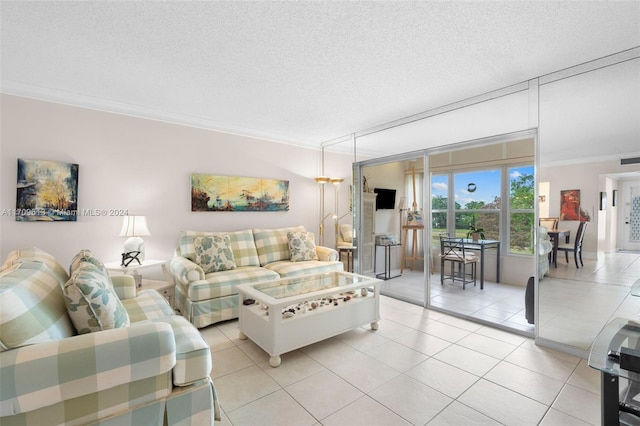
left=194, top=234, right=236, bottom=273
left=287, top=231, right=318, bottom=262
left=62, top=262, right=130, bottom=334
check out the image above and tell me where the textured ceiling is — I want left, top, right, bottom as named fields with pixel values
left=1, top=1, right=640, bottom=159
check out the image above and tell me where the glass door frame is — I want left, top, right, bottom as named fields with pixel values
left=354, top=129, right=539, bottom=339
left=354, top=150, right=430, bottom=307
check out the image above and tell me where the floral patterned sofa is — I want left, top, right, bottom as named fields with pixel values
left=0, top=247, right=219, bottom=426
left=169, top=226, right=343, bottom=328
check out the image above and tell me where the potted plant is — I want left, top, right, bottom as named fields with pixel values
left=467, top=225, right=485, bottom=242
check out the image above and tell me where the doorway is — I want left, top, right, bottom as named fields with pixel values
left=621, top=181, right=640, bottom=252
left=354, top=131, right=538, bottom=338
left=357, top=154, right=428, bottom=307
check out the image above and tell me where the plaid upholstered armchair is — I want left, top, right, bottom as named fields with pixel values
left=0, top=248, right=219, bottom=425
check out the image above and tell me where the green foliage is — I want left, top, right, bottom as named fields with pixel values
left=510, top=173, right=534, bottom=209
left=510, top=172, right=535, bottom=252
left=466, top=225, right=485, bottom=239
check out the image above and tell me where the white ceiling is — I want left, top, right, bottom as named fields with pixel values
left=1, top=1, right=640, bottom=160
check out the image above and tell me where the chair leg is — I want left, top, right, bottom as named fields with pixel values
left=565, top=251, right=569, bottom=263
left=579, top=250, right=584, bottom=267
left=474, top=263, right=477, bottom=287
left=574, top=251, right=579, bottom=268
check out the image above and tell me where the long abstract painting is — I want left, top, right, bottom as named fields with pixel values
left=16, top=158, right=79, bottom=221
left=191, top=174, right=289, bottom=212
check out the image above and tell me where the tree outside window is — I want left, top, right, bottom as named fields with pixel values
left=431, top=165, right=534, bottom=255
left=509, top=166, right=535, bottom=254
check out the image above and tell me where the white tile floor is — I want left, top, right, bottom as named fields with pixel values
left=381, top=251, right=640, bottom=351
left=201, top=295, right=602, bottom=425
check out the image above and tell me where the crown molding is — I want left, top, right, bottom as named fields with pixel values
left=0, top=81, right=316, bottom=150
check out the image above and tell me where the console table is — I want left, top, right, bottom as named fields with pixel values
left=374, top=243, right=402, bottom=280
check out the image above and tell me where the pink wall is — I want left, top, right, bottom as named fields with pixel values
left=0, top=95, right=354, bottom=267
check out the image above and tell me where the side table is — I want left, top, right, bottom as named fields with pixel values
left=141, top=279, right=175, bottom=308
left=589, top=317, right=640, bottom=424
left=104, top=259, right=169, bottom=288
left=374, top=243, right=402, bottom=280
left=337, top=245, right=356, bottom=272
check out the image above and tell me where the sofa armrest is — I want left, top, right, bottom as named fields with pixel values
left=539, top=240, right=553, bottom=256
left=111, top=274, right=137, bottom=299
left=316, top=246, right=339, bottom=262
left=170, top=256, right=204, bottom=285
left=0, top=322, right=176, bottom=417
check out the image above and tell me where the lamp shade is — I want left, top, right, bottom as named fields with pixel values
left=119, top=216, right=150, bottom=237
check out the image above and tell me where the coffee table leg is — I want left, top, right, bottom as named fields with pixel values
left=238, top=331, right=247, bottom=340
left=371, top=321, right=379, bottom=330
left=269, top=355, right=281, bottom=367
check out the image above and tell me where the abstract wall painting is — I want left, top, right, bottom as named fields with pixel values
left=16, top=159, right=79, bottom=221
left=560, top=189, right=590, bottom=221
left=191, top=174, right=289, bottom=212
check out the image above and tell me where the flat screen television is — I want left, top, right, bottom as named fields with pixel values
left=374, top=188, right=396, bottom=210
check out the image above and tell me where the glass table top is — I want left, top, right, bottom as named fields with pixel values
left=589, top=317, right=640, bottom=380
left=252, top=271, right=370, bottom=300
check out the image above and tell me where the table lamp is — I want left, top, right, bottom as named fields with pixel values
left=119, top=215, right=150, bottom=264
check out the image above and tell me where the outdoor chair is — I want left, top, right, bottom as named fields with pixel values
left=439, top=236, right=479, bottom=289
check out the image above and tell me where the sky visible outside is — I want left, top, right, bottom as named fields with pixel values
left=431, top=166, right=534, bottom=209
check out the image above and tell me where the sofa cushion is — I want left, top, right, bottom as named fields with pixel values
left=1, top=246, right=69, bottom=287
left=287, top=230, right=318, bottom=261
left=179, top=229, right=259, bottom=267
left=0, top=261, right=75, bottom=351
left=194, top=234, right=236, bottom=273
left=121, top=289, right=176, bottom=323
left=253, top=226, right=305, bottom=266
left=264, top=259, right=344, bottom=277
left=62, top=262, right=130, bottom=334
left=69, top=249, right=107, bottom=276
left=187, top=266, right=279, bottom=302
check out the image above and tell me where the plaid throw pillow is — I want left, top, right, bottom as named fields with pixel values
left=194, top=235, right=237, bottom=273
left=287, top=231, right=318, bottom=262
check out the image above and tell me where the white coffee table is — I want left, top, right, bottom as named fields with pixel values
left=236, top=271, right=380, bottom=367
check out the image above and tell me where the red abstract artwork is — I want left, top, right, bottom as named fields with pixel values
left=560, top=189, right=590, bottom=221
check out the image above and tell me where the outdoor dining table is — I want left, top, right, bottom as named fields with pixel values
left=441, top=238, right=501, bottom=290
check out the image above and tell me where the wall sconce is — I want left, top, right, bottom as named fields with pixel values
left=119, top=215, right=150, bottom=264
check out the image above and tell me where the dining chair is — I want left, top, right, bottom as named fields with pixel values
left=557, top=221, right=587, bottom=268
left=439, top=236, right=479, bottom=289
left=539, top=217, right=559, bottom=230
